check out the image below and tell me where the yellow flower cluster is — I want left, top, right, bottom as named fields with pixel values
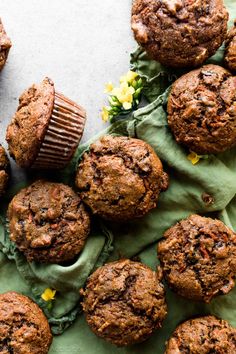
left=111, top=82, right=135, bottom=110
left=101, top=70, right=143, bottom=122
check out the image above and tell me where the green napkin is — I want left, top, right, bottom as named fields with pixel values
left=0, top=0, right=236, bottom=352
left=0, top=204, right=113, bottom=334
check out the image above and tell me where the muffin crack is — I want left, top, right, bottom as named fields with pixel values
left=132, top=0, right=228, bottom=68
left=168, top=65, right=236, bottom=154
left=76, top=136, right=168, bottom=221
left=8, top=180, right=91, bottom=263
left=165, top=316, right=236, bottom=353
left=82, top=260, right=167, bottom=346
left=158, top=215, right=236, bottom=302
left=0, top=292, right=52, bottom=354
left=80, top=151, right=152, bottom=204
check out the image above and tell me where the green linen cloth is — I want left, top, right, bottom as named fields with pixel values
left=0, top=0, right=236, bottom=352
left=0, top=171, right=114, bottom=334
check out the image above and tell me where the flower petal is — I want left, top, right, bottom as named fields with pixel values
left=126, top=70, right=139, bottom=83
left=187, top=152, right=200, bottom=165
left=101, top=106, right=110, bottom=122
left=123, top=101, right=132, bottom=110
left=128, top=86, right=135, bottom=95
left=111, top=87, right=122, bottom=96
left=41, top=288, right=56, bottom=301
left=104, top=82, right=114, bottom=93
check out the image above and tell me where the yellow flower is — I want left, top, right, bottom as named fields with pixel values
left=104, top=82, right=114, bottom=93
left=187, top=151, right=201, bottom=165
left=101, top=106, right=110, bottom=122
left=123, top=102, right=132, bottom=110
left=120, top=70, right=139, bottom=84
left=41, top=288, right=56, bottom=302
left=112, top=82, right=135, bottom=108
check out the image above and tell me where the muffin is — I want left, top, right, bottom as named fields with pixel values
left=0, top=291, right=52, bottom=354
left=168, top=64, right=236, bottom=154
left=75, top=135, right=168, bottom=221
left=8, top=180, right=91, bottom=264
left=0, top=145, right=10, bottom=196
left=131, top=0, right=228, bottom=68
left=165, top=316, right=236, bottom=354
left=81, top=259, right=167, bottom=346
left=158, top=215, right=236, bottom=303
left=225, top=20, right=236, bottom=72
left=0, top=18, right=11, bottom=71
left=6, top=77, right=86, bottom=169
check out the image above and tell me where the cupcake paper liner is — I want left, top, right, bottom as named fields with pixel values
left=32, top=92, right=86, bottom=169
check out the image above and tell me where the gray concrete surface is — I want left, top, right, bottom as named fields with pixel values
left=0, top=0, right=136, bottom=181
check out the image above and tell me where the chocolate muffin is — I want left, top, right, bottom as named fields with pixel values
left=8, top=180, right=90, bottom=264
left=81, top=259, right=167, bottom=346
left=75, top=136, right=168, bottom=221
left=165, top=316, right=236, bottom=354
left=131, top=0, right=228, bottom=68
left=0, top=18, right=11, bottom=71
left=168, top=64, right=236, bottom=154
left=0, top=145, right=9, bottom=196
left=158, top=215, right=236, bottom=303
left=6, top=77, right=86, bottom=169
left=225, top=20, right=236, bottom=72
left=0, top=291, right=52, bottom=354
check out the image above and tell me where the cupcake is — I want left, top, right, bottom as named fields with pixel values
left=158, top=215, right=236, bottom=303
left=8, top=180, right=91, bottom=264
left=0, top=144, right=10, bottom=196
left=75, top=135, right=169, bottom=221
left=6, top=77, right=86, bottom=169
left=165, top=316, right=236, bottom=353
left=0, top=291, right=52, bottom=354
left=225, top=20, right=236, bottom=72
left=131, top=0, right=228, bottom=68
left=0, top=18, right=12, bottom=71
left=81, top=259, right=167, bottom=346
left=168, top=64, right=236, bottom=154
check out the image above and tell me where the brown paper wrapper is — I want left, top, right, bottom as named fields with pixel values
left=32, top=92, right=86, bottom=169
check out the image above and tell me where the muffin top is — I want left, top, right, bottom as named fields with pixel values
left=8, top=180, right=90, bottom=264
left=6, top=78, right=55, bottom=167
left=0, top=291, right=52, bottom=354
left=75, top=135, right=168, bottom=221
left=225, top=20, right=236, bottom=72
left=168, top=64, right=236, bottom=154
left=0, top=145, right=9, bottom=196
left=165, top=316, right=236, bottom=354
left=158, top=214, right=236, bottom=303
left=0, top=18, right=12, bottom=70
left=131, top=0, right=228, bottom=68
left=81, top=259, right=167, bottom=346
